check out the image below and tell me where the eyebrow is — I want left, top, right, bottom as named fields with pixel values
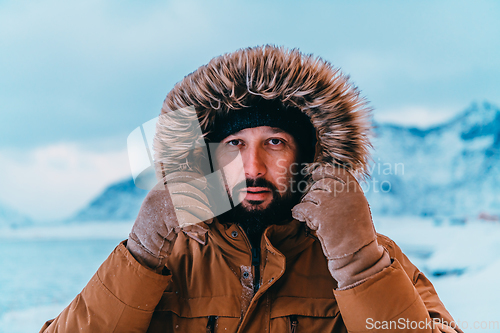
left=224, top=127, right=290, bottom=139
left=269, top=127, right=287, bottom=134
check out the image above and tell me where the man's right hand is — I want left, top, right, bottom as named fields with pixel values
left=127, top=172, right=214, bottom=273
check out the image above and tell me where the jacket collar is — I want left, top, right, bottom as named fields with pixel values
left=209, top=218, right=315, bottom=263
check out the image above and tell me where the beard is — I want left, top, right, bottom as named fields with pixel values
left=217, top=177, right=302, bottom=245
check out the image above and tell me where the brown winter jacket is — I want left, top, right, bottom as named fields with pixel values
left=40, top=219, right=459, bottom=332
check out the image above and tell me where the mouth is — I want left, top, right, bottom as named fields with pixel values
left=240, top=187, right=272, bottom=201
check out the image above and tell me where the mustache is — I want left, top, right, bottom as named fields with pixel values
left=231, top=178, right=278, bottom=195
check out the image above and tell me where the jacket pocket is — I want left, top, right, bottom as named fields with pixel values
left=148, top=292, right=241, bottom=333
left=270, top=297, right=343, bottom=333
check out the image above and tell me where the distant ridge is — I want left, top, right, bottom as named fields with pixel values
left=70, top=178, right=148, bottom=222
left=0, top=201, right=32, bottom=228
left=366, top=101, right=500, bottom=219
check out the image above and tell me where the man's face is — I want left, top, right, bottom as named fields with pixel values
left=214, top=126, right=300, bottom=213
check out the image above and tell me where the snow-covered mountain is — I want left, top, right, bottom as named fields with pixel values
left=0, top=201, right=32, bottom=228
left=366, top=101, right=500, bottom=219
left=70, top=178, right=148, bottom=222
left=72, top=101, right=500, bottom=222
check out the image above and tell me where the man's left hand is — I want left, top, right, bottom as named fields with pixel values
left=292, top=166, right=391, bottom=289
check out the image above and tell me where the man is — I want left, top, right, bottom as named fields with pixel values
left=41, top=46, right=460, bottom=332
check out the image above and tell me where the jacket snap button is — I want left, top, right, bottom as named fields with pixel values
left=231, top=231, right=238, bottom=238
left=243, top=271, right=249, bottom=279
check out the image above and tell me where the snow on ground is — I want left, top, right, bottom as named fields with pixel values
left=373, top=216, right=500, bottom=276
left=0, top=304, right=67, bottom=333
left=1, top=217, right=500, bottom=332
left=374, top=216, right=500, bottom=332
left=0, top=221, right=134, bottom=240
left=0, top=221, right=133, bottom=333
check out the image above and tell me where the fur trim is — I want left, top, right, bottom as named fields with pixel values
left=154, top=45, right=372, bottom=180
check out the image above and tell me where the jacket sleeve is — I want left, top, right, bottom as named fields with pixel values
left=333, top=234, right=462, bottom=333
left=39, top=241, right=171, bottom=333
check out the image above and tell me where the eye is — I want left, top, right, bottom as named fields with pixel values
left=268, top=138, right=284, bottom=146
left=227, top=139, right=242, bottom=146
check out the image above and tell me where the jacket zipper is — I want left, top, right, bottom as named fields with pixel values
left=289, top=315, right=298, bottom=333
left=251, top=246, right=261, bottom=294
left=206, top=315, right=217, bottom=333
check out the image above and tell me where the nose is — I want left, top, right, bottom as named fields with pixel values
left=243, top=145, right=266, bottom=178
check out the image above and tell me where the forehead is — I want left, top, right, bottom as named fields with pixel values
left=223, top=126, right=292, bottom=139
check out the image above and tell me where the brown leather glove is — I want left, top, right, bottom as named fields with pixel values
left=127, top=172, right=214, bottom=273
left=292, top=166, right=391, bottom=289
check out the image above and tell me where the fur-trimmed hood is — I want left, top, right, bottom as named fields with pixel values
left=154, top=45, right=372, bottom=180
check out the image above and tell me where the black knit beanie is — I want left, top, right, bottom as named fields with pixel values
left=206, top=99, right=317, bottom=162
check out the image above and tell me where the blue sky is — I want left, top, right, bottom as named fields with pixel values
left=1, top=0, right=499, bottom=220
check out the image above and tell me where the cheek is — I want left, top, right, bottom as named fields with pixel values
left=270, top=157, right=298, bottom=189
left=223, top=170, right=242, bottom=191
left=216, top=153, right=246, bottom=190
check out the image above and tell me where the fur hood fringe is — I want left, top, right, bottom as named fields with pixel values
left=154, top=45, right=372, bottom=180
